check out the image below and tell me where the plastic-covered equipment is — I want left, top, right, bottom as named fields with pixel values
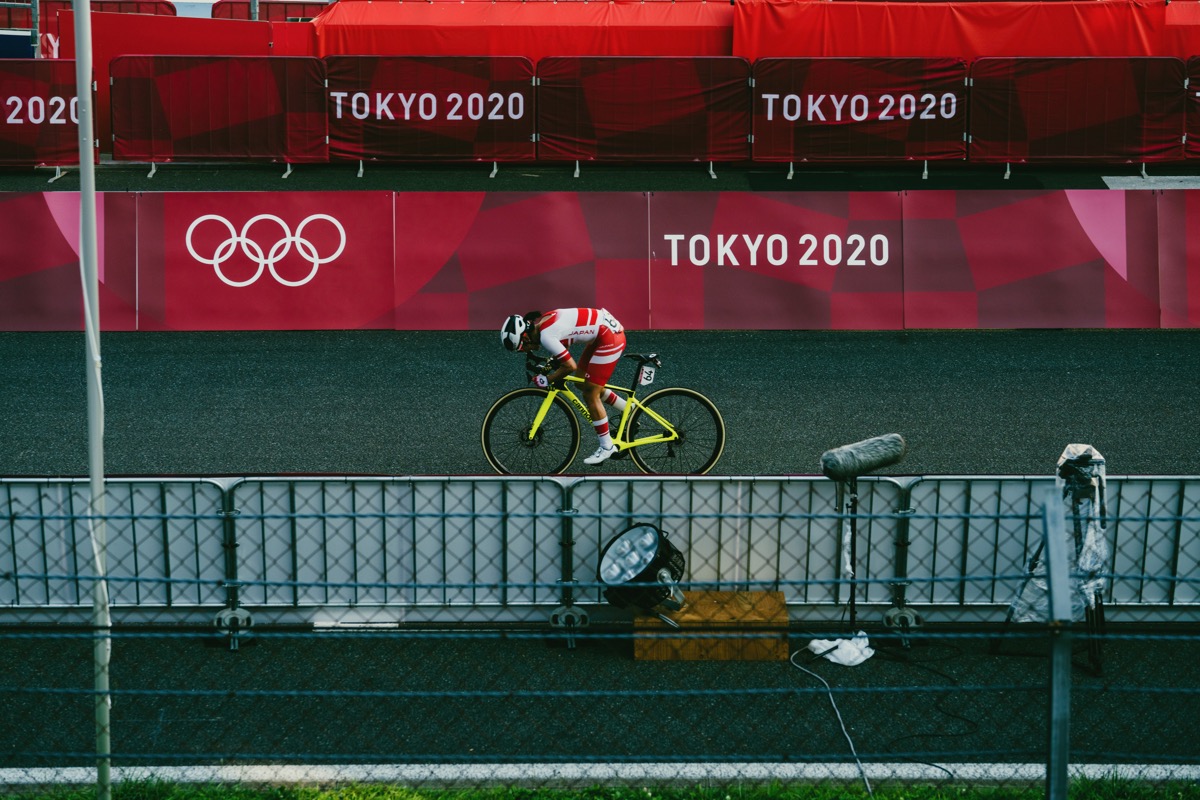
left=1010, top=444, right=1110, bottom=624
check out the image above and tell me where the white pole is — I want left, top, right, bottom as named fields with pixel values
left=70, top=1, right=111, bottom=799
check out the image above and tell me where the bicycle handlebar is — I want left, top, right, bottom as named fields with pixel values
left=524, top=352, right=553, bottom=378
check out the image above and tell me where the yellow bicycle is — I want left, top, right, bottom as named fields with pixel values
left=482, top=352, right=726, bottom=475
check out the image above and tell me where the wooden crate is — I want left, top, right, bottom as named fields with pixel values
left=632, top=590, right=790, bottom=661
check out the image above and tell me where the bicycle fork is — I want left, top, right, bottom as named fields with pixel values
left=527, top=388, right=590, bottom=441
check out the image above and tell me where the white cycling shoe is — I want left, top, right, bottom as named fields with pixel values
left=583, top=444, right=618, bottom=465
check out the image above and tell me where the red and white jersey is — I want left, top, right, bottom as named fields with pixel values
left=535, top=307, right=624, bottom=364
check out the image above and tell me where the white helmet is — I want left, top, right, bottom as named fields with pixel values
left=500, top=314, right=527, bottom=351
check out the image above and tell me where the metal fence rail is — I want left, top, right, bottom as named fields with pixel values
left=3, top=474, right=1197, bottom=626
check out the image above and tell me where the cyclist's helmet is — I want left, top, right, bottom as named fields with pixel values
left=500, top=314, right=527, bottom=351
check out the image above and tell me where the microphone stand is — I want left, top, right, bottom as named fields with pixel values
left=837, top=476, right=860, bottom=629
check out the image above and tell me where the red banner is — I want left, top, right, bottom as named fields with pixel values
left=109, top=55, right=328, bottom=163
left=967, top=57, right=1186, bottom=163
left=536, top=57, right=751, bottom=162
left=136, top=192, right=395, bottom=331
left=751, top=58, right=968, bottom=163
left=0, top=192, right=137, bottom=331
left=0, top=59, right=85, bottom=167
left=3, top=190, right=1199, bottom=331
left=325, top=56, right=536, bottom=162
left=647, top=192, right=905, bottom=330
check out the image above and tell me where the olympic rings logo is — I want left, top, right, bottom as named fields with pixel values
left=185, top=214, right=347, bottom=288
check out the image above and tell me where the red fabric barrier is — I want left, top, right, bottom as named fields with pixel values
left=211, top=0, right=328, bottom=20
left=733, top=0, right=1183, bottom=62
left=967, top=58, right=1185, bottom=164
left=325, top=56, right=535, bottom=162
left=0, top=59, right=85, bottom=167
left=136, top=192, right=396, bottom=331
left=57, top=11, right=273, bottom=151
left=109, top=55, right=328, bottom=163
left=269, top=21, right=319, bottom=57
left=751, top=58, right=968, bottom=163
left=536, top=57, right=751, bottom=162
left=902, top=191, right=1162, bottom=328
left=1188, top=58, right=1200, bottom=160
left=312, top=2, right=735, bottom=63
left=0, top=192, right=137, bottom=331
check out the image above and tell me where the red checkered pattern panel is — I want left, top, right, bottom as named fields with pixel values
left=968, top=57, right=1186, bottom=164
left=109, top=55, right=328, bottom=163
left=536, top=56, right=751, bottom=162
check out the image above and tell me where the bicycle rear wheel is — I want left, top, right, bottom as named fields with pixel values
left=627, top=387, right=725, bottom=475
left=482, top=388, right=581, bottom=475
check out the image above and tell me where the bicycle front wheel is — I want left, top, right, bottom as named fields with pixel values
left=481, top=388, right=581, bottom=475
left=627, top=387, right=726, bottom=475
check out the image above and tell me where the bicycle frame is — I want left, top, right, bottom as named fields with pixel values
left=527, top=375, right=677, bottom=453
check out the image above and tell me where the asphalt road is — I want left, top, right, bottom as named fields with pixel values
left=2, top=328, right=1199, bottom=478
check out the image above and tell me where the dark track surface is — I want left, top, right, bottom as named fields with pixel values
left=2, top=328, right=1199, bottom=478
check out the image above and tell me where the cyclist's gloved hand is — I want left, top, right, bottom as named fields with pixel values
left=534, top=374, right=550, bottom=389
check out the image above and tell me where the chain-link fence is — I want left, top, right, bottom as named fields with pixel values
left=1, top=474, right=1198, bottom=796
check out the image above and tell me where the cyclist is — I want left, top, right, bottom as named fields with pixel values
left=500, top=307, right=627, bottom=465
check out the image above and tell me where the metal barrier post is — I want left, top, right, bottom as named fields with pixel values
left=215, top=486, right=251, bottom=650
left=1041, top=485, right=1073, bottom=800
left=884, top=479, right=922, bottom=646
left=550, top=480, right=588, bottom=646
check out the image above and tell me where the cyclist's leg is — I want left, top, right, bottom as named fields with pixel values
left=580, top=330, right=626, bottom=462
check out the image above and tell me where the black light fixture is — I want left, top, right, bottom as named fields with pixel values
left=597, top=523, right=686, bottom=625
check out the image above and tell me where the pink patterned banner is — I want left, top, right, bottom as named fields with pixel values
left=136, top=192, right=395, bottom=330
left=0, top=192, right=136, bottom=330
left=1, top=190, right=1198, bottom=331
left=647, top=192, right=905, bottom=329
left=901, top=190, right=1163, bottom=328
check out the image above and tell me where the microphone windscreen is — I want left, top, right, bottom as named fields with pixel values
left=821, top=433, right=907, bottom=481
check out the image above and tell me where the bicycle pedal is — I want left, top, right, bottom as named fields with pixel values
left=611, top=448, right=629, bottom=460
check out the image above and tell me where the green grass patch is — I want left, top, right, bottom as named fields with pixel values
left=5, top=779, right=1200, bottom=800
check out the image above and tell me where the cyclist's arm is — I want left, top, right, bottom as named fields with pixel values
left=545, top=352, right=577, bottom=385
